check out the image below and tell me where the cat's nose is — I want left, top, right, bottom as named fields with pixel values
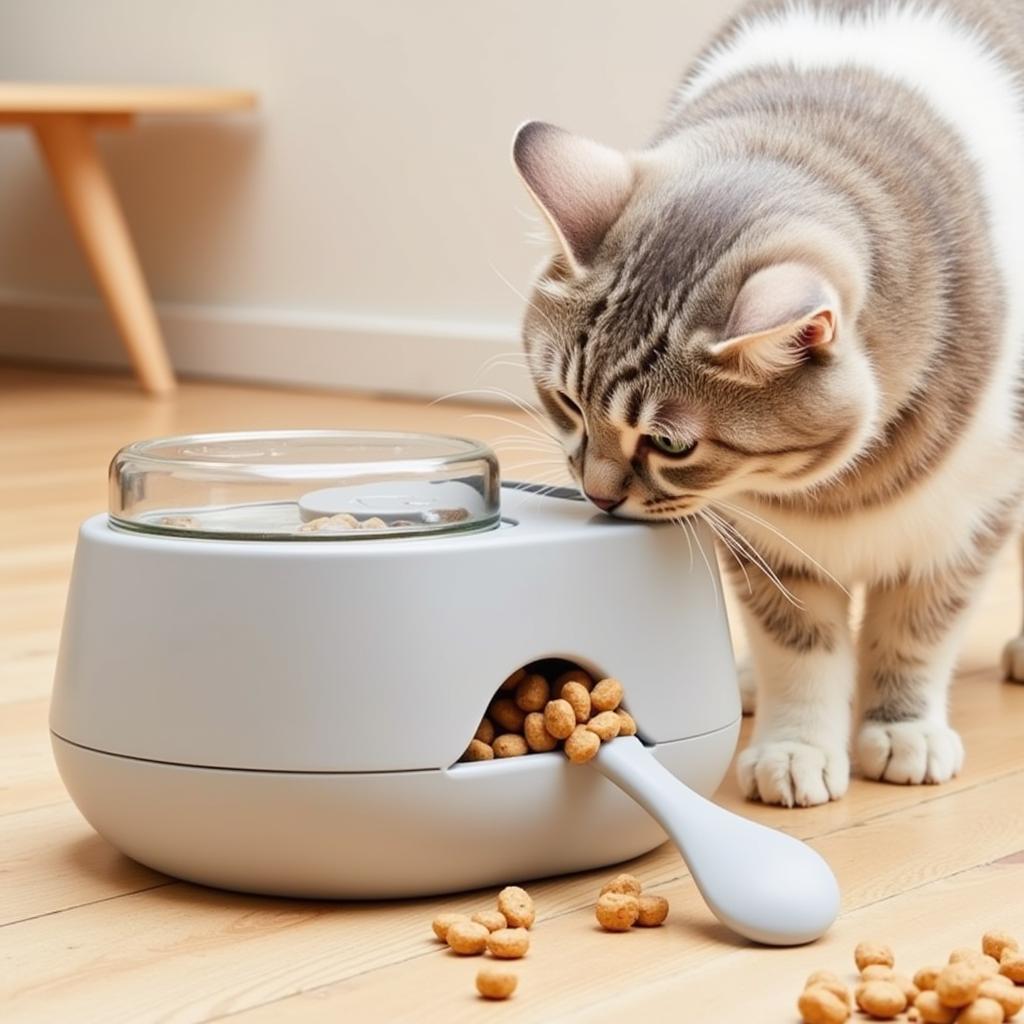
left=585, top=491, right=625, bottom=512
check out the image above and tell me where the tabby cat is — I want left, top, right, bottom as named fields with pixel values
left=512, top=0, right=1024, bottom=806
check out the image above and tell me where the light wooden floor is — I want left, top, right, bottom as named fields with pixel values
left=2, top=364, right=1023, bottom=1024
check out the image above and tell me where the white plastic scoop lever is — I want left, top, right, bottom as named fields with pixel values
left=593, top=736, right=840, bottom=945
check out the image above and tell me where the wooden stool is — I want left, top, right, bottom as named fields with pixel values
left=0, top=84, right=257, bottom=394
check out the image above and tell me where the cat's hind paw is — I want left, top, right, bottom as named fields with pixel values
left=856, top=721, right=963, bottom=785
left=737, top=740, right=849, bottom=807
left=1002, top=634, right=1024, bottom=684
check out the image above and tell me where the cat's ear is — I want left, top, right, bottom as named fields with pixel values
left=709, top=263, right=839, bottom=379
left=512, top=120, right=633, bottom=274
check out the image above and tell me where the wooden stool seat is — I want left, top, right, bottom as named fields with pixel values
left=0, top=84, right=257, bottom=394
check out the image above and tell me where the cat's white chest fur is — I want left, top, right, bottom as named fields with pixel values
left=733, top=415, right=1023, bottom=584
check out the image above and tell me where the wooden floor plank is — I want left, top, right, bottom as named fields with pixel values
left=2, top=365, right=1022, bottom=1024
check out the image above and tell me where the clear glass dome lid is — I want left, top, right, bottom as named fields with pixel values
left=109, top=431, right=501, bottom=540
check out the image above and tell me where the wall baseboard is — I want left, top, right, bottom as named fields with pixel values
left=0, top=294, right=534, bottom=402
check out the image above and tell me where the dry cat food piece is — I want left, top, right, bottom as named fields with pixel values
left=432, top=912, right=469, bottom=942
left=808, top=980, right=852, bottom=1009
left=977, top=956, right=1001, bottom=978
left=489, top=698, right=527, bottom=734
left=861, top=965, right=896, bottom=981
left=555, top=668, right=594, bottom=691
left=428, top=506, right=470, bottom=524
left=635, top=894, right=670, bottom=928
left=798, top=987, right=851, bottom=1024
left=914, top=991, right=957, bottom=1023
left=486, top=927, right=530, bottom=959
left=523, top=712, right=558, bottom=753
left=461, top=739, right=493, bottom=762
left=950, top=947, right=986, bottom=964
left=590, top=678, right=624, bottom=712
left=595, top=892, right=640, bottom=931
left=560, top=681, right=592, bottom=723
left=1002, top=951, right=1024, bottom=984
left=500, top=668, right=527, bottom=692
left=474, top=717, right=495, bottom=745
left=515, top=674, right=550, bottom=712
left=979, top=976, right=1023, bottom=1018
left=497, top=886, right=535, bottom=930
left=891, top=974, right=921, bottom=1004
left=855, top=979, right=907, bottom=1018
left=615, top=709, right=638, bottom=736
left=492, top=734, right=529, bottom=758
left=600, top=873, right=642, bottom=898
left=543, top=699, right=576, bottom=740
left=158, top=514, right=199, bottom=529
left=586, top=710, right=622, bottom=741
left=935, top=963, right=980, bottom=1008
left=564, top=724, right=601, bottom=764
left=957, top=998, right=1007, bottom=1024
left=476, top=965, right=518, bottom=1000
left=471, top=910, right=507, bottom=933
left=806, top=970, right=844, bottom=989
left=447, top=919, right=490, bottom=955
left=983, top=931, right=1020, bottom=962
left=855, top=941, right=896, bottom=971
left=803, top=971, right=851, bottom=1010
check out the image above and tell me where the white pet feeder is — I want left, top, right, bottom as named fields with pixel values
left=51, top=430, right=839, bottom=945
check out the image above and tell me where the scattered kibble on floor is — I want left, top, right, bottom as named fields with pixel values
left=446, top=919, right=489, bottom=955
left=487, top=928, right=530, bottom=959
left=798, top=931, right=1023, bottom=1024
left=430, top=887, right=534, bottom=1000
left=594, top=872, right=670, bottom=932
left=476, top=965, right=518, bottom=1000
left=497, top=886, right=535, bottom=930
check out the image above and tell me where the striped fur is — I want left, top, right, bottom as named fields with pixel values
left=514, top=0, right=1024, bottom=805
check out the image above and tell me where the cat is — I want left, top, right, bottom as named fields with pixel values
left=511, top=0, right=1024, bottom=807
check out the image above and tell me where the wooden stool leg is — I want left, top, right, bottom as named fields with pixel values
left=33, top=115, right=176, bottom=395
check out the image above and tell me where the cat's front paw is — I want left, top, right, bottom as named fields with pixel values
left=737, top=740, right=849, bottom=807
left=1002, top=634, right=1024, bottom=684
left=737, top=658, right=757, bottom=715
left=856, top=721, right=964, bottom=785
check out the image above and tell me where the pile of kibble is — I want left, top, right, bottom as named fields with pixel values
left=461, top=664, right=636, bottom=765
left=798, top=932, right=1024, bottom=1023
left=431, top=872, right=671, bottom=1002
left=298, top=507, right=469, bottom=533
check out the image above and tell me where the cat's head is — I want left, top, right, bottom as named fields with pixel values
left=512, top=121, right=879, bottom=519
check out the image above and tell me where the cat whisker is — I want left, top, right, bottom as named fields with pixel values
left=713, top=499, right=850, bottom=597
left=460, top=411, right=558, bottom=445
left=676, top=515, right=720, bottom=612
left=702, top=507, right=802, bottom=608
left=488, top=435, right=563, bottom=452
left=696, top=509, right=752, bottom=596
left=452, top=385, right=561, bottom=442
left=502, top=459, right=569, bottom=474
left=488, top=262, right=561, bottom=337
left=671, top=515, right=696, bottom=571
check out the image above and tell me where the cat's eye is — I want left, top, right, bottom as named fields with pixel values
left=648, top=435, right=697, bottom=458
left=556, top=391, right=582, bottom=416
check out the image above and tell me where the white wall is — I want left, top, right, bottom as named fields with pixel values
left=0, top=0, right=740, bottom=397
